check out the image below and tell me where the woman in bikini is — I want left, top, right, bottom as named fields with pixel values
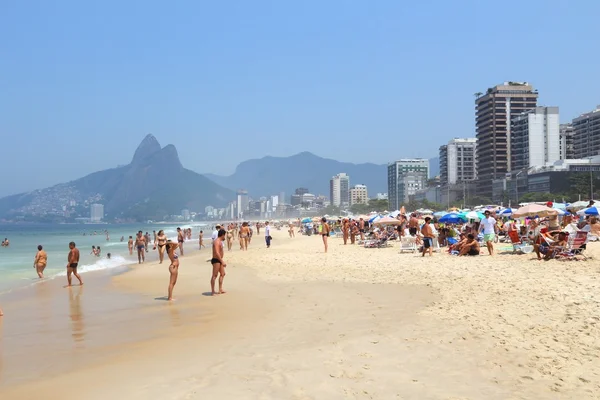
left=156, top=230, right=167, bottom=263
left=128, top=236, right=134, bottom=255
left=288, top=223, right=295, bottom=238
left=226, top=226, right=234, bottom=251
left=321, top=217, right=330, bottom=253
left=165, top=241, right=179, bottom=301
left=240, top=222, right=250, bottom=251
left=34, top=245, right=47, bottom=279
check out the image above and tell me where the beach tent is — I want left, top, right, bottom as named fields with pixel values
left=513, top=204, right=558, bottom=218
left=373, top=216, right=401, bottom=226
left=439, top=212, right=464, bottom=224
left=577, top=206, right=599, bottom=216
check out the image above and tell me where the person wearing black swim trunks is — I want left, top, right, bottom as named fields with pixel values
left=321, top=217, right=330, bottom=253
left=66, top=241, right=83, bottom=286
left=210, top=229, right=227, bottom=296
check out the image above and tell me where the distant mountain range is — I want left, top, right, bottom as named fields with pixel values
left=0, top=135, right=233, bottom=220
left=204, top=152, right=388, bottom=200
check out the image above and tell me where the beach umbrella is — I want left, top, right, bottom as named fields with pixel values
left=357, top=214, right=370, bottom=220
left=439, top=212, right=464, bottom=224
left=419, top=209, right=434, bottom=214
left=552, top=203, right=567, bottom=210
left=433, top=211, right=447, bottom=217
left=369, top=215, right=381, bottom=223
left=301, top=217, right=312, bottom=223
left=577, top=206, right=599, bottom=216
left=388, top=210, right=400, bottom=218
left=373, top=216, right=401, bottom=226
left=566, top=201, right=589, bottom=211
left=513, top=204, right=558, bottom=218
left=459, top=211, right=485, bottom=221
left=499, top=208, right=514, bottom=216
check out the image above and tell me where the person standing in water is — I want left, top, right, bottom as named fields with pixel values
left=165, top=241, right=179, bottom=301
left=156, top=230, right=167, bottom=263
left=321, top=217, right=330, bottom=253
left=34, top=245, right=47, bottom=278
left=177, top=227, right=185, bottom=256
left=66, top=242, right=83, bottom=286
left=128, top=236, right=134, bottom=255
left=210, top=229, right=227, bottom=295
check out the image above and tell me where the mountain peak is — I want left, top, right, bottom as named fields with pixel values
left=132, top=134, right=161, bottom=165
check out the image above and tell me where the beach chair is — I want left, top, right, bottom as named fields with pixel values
left=399, top=236, right=417, bottom=253
left=508, top=231, right=533, bottom=254
left=555, top=231, right=588, bottom=260
left=364, top=237, right=388, bottom=248
left=333, top=228, right=343, bottom=238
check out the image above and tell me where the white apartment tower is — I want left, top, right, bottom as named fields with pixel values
left=511, top=106, right=560, bottom=171
left=349, top=184, right=368, bottom=205
left=329, top=173, right=350, bottom=207
left=90, top=204, right=104, bottom=222
left=439, top=138, right=477, bottom=185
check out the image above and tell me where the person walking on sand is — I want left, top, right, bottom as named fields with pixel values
left=479, top=210, right=497, bottom=256
left=177, top=227, right=185, bottom=256
left=156, top=230, right=167, bottom=263
left=66, top=242, right=83, bottom=286
left=165, top=241, right=180, bottom=301
left=321, top=217, right=330, bottom=253
left=421, top=217, right=434, bottom=257
left=128, top=236, right=134, bottom=255
left=211, top=229, right=227, bottom=295
left=135, top=231, right=146, bottom=263
left=34, top=245, right=47, bottom=278
left=265, top=221, right=272, bottom=248
left=199, top=230, right=205, bottom=249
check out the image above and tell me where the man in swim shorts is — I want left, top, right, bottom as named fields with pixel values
left=66, top=241, right=83, bottom=286
left=211, top=229, right=227, bottom=295
left=177, top=227, right=184, bottom=256
left=135, top=231, right=146, bottom=263
left=479, top=210, right=497, bottom=256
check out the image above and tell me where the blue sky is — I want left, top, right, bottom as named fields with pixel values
left=1, top=0, right=599, bottom=196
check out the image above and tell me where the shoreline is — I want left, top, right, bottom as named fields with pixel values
left=1, top=230, right=599, bottom=399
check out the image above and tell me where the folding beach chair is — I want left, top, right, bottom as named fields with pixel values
left=399, top=236, right=417, bottom=253
left=555, top=231, right=588, bottom=260
left=508, top=231, right=533, bottom=254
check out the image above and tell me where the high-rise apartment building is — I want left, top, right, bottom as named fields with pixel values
left=349, top=184, right=368, bottom=205
left=511, top=106, right=560, bottom=171
left=236, top=190, right=249, bottom=219
left=572, top=106, right=600, bottom=159
left=439, top=138, right=477, bottom=185
left=560, top=123, right=575, bottom=160
left=475, top=82, right=538, bottom=197
left=90, top=204, right=104, bottom=222
left=329, top=173, right=350, bottom=207
left=387, top=159, right=429, bottom=210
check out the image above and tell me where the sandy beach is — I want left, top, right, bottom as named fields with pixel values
left=1, top=229, right=599, bottom=399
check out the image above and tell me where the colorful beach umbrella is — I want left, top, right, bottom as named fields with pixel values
left=439, top=212, right=464, bottom=224
left=301, top=217, right=311, bottom=223
left=433, top=211, right=447, bottom=217
left=499, top=208, right=514, bottom=216
left=368, top=215, right=381, bottom=223
left=459, top=211, right=485, bottom=221
left=577, top=206, right=599, bottom=216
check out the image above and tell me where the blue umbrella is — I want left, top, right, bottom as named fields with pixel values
left=579, top=206, right=599, bottom=216
left=369, top=215, right=381, bottom=223
left=500, top=208, right=514, bottom=216
left=439, top=212, right=464, bottom=224
left=301, top=217, right=312, bottom=223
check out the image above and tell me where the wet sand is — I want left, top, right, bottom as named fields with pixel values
left=1, top=229, right=599, bottom=399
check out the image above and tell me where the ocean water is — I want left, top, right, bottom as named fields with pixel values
left=0, top=223, right=211, bottom=294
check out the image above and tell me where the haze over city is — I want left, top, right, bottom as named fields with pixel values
left=1, top=0, right=600, bottom=197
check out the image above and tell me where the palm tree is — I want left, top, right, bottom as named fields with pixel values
left=474, top=92, right=483, bottom=99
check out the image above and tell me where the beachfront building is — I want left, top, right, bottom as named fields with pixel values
left=349, top=184, right=368, bottom=205
left=511, top=106, right=561, bottom=171
left=439, top=138, right=477, bottom=185
left=329, top=173, right=350, bottom=207
left=375, top=193, right=388, bottom=200
left=572, top=105, right=600, bottom=159
left=290, top=187, right=309, bottom=206
left=560, top=123, right=575, bottom=160
left=181, top=209, right=191, bottom=221
left=90, top=203, right=104, bottom=222
left=236, top=190, right=249, bottom=219
left=387, top=159, right=429, bottom=210
left=475, top=82, right=539, bottom=198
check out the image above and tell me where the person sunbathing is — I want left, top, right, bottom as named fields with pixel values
left=458, top=234, right=480, bottom=256
left=534, top=232, right=567, bottom=261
